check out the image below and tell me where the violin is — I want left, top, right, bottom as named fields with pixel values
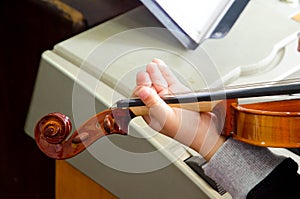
left=34, top=79, right=300, bottom=159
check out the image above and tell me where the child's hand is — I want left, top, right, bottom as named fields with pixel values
left=132, top=59, right=225, bottom=160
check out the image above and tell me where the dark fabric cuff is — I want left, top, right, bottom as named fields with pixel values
left=247, top=157, right=299, bottom=199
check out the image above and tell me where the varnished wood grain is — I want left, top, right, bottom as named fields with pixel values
left=231, top=99, right=300, bottom=148
left=56, top=160, right=117, bottom=199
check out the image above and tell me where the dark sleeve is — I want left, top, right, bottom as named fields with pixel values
left=247, top=157, right=300, bottom=199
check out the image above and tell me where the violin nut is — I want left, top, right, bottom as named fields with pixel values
left=104, top=115, right=114, bottom=134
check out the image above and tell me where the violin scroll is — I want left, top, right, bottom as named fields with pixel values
left=34, top=109, right=135, bottom=159
left=35, top=112, right=72, bottom=145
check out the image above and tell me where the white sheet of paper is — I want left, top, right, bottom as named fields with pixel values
left=155, top=0, right=234, bottom=42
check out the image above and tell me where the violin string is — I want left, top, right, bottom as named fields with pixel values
left=162, top=78, right=300, bottom=97
left=116, top=78, right=300, bottom=108
left=226, top=78, right=300, bottom=90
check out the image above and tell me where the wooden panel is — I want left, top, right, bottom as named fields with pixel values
left=56, top=160, right=117, bottom=199
left=292, top=12, right=300, bottom=22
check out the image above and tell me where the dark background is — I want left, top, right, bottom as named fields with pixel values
left=0, top=0, right=140, bottom=198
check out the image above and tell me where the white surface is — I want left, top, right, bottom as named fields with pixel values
left=202, top=0, right=300, bottom=83
left=53, top=1, right=300, bottom=90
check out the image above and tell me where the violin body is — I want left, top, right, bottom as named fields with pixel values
left=230, top=99, right=300, bottom=148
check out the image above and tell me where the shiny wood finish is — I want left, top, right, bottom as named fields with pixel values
left=231, top=99, right=300, bottom=148
left=35, top=109, right=132, bottom=159
left=56, top=160, right=117, bottom=199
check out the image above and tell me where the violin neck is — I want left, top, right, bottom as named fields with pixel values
left=128, top=100, right=223, bottom=116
